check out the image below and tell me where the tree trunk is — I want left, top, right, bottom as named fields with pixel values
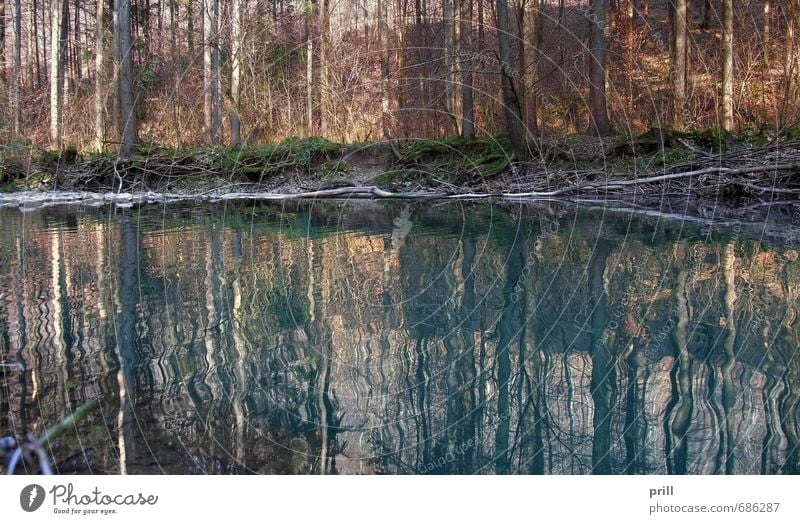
left=73, top=0, right=81, bottom=82
left=496, top=0, right=527, bottom=158
left=231, top=0, right=242, bottom=145
left=379, top=0, right=390, bottom=138
left=13, top=0, right=22, bottom=136
left=520, top=0, right=541, bottom=136
left=320, top=0, right=330, bottom=135
left=722, top=0, right=734, bottom=131
left=115, top=0, right=136, bottom=156
left=671, top=0, right=687, bottom=129
left=588, top=0, right=612, bottom=136
left=763, top=1, right=770, bottom=66
left=187, top=0, right=194, bottom=56
left=50, top=0, right=64, bottom=149
left=0, top=0, right=5, bottom=119
left=95, top=0, right=106, bottom=151
left=60, top=0, right=68, bottom=99
left=204, top=0, right=221, bottom=143
left=443, top=0, right=455, bottom=134
left=33, top=0, right=41, bottom=87
left=461, top=0, right=474, bottom=139
left=305, top=0, right=314, bottom=135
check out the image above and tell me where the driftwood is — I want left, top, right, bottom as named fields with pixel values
left=29, top=138, right=800, bottom=204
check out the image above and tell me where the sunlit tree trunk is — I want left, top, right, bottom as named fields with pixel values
left=95, top=0, right=106, bottom=151
left=50, top=0, right=64, bottom=149
left=671, top=0, right=687, bottom=129
left=379, top=0, right=390, bottom=138
left=588, top=0, right=611, bottom=136
left=320, top=0, right=330, bottom=135
left=722, top=0, right=734, bottom=130
left=13, top=0, right=22, bottom=137
left=231, top=0, right=242, bottom=145
left=0, top=0, right=5, bottom=119
left=305, top=0, right=314, bottom=135
left=496, top=0, right=527, bottom=158
left=762, top=1, right=770, bottom=66
left=204, top=0, right=221, bottom=143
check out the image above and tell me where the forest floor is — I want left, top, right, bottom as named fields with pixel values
left=1, top=129, right=800, bottom=214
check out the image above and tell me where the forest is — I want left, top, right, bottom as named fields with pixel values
left=0, top=1, right=799, bottom=197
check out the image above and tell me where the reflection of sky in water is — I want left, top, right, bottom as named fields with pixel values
left=0, top=201, right=798, bottom=474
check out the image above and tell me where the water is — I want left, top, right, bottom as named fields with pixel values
left=0, top=200, right=798, bottom=474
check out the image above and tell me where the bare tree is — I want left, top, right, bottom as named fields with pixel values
left=204, top=0, right=221, bottom=143
left=588, top=0, right=611, bottom=136
left=50, top=0, right=65, bottom=149
left=520, top=0, right=541, bottom=136
left=115, top=0, right=136, bottom=156
left=231, top=0, right=242, bottom=145
left=496, top=0, right=527, bottom=158
left=13, top=0, right=22, bottom=137
left=671, top=0, right=687, bottom=129
left=461, top=0, right=474, bottom=139
left=722, top=0, right=734, bottom=130
left=95, top=0, right=106, bottom=151
left=0, top=0, right=5, bottom=121
left=379, top=0, right=389, bottom=138
left=444, top=0, right=455, bottom=134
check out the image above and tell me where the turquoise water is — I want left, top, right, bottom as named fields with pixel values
left=0, top=200, right=798, bottom=474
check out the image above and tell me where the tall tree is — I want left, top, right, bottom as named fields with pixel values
left=305, top=0, right=314, bottom=135
left=763, top=1, right=770, bottom=66
left=461, top=0, right=474, bottom=139
left=671, top=0, right=687, bottom=129
left=115, top=0, right=136, bottom=156
left=443, top=0, right=455, bottom=134
left=0, top=0, right=5, bottom=119
left=588, top=0, right=611, bottom=136
left=204, top=0, right=221, bottom=143
left=95, top=0, right=106, bottom=151
left=13, top=0, right=22, bottom=136
left=231, top=0, right=242, bottom=145
left=378, top=0, right=389, bottom=138
left=722, top=0, right=734, bottom=130
left=520, top=0, right=541, bottom=136
left=496, top=0, right=527, bottom=158
left=50, top=0, right=64, bottom=149
left=320, top=0, right=330, bottom=134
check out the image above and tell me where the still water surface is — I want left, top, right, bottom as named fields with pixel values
left=0, top=200, right=798, bottom=474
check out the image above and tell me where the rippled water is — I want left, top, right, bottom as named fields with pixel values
left=0, top=200, right=798, bottom=474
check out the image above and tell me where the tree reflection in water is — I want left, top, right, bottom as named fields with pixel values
left=0, top=201, right=798, bottom=474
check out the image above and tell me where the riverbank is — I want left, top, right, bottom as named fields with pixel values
left=2, top=130, right=799, bottom=207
